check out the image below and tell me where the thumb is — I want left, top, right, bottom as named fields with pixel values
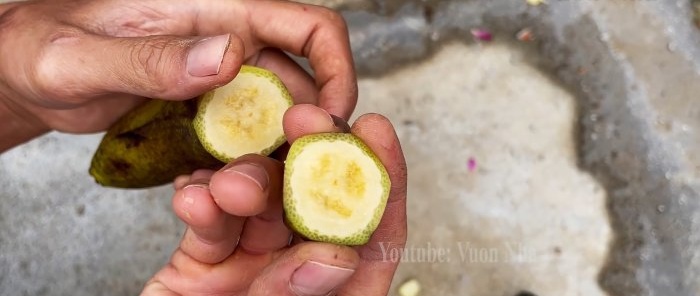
left=249, top=243, right=359, bottom=296
left=38, top=32, right=244, bottom=101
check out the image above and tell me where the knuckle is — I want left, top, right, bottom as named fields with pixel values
left=315, top=6, right=347, bottom=29
left=32, top=28, right=90, bottom=101
left=0, top=3, right=89, bottom=102
left=127, top=37, right=178, bottom=94
left=32, top=50, right=67, bottom=99
left=0, top=5, right=26, bottom=58
left=0, top=10, right=15, bottom=35
left=0, top=6, right=20, bottom=82
left=0, top=5, right=26, bottom=34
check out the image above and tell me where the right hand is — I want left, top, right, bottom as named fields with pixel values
left=142, top=105, right=408, bottom=295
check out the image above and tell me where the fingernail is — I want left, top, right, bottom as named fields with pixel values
left=181, top=184, right=208, bottom=219
left=290, top=261, right=354, bottom=296
left=224, top=163, right=268, bottom=191
left=182, top=183, right=208, bottom=202
left=329, top=114, right=351, bottom=133
left=187, top=34, right=230, bottom=77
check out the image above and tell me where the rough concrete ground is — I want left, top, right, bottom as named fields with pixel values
left=2, top=0, right=700, bottom=295
left=353, top=42, right=610, bottom=295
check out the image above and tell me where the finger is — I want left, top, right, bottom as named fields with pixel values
left=246, top=1, right=357, bottom=119
left=283, top=104, right=350, bottom=144
left=33, top=94, right=145, bottom=133
left=248, top=243, right=359, bottom=296
left=175, top=156, right=281, bottom=264
left=208, top=154, right=281, bottom=217
left=252, top=48, right=319, bottom=105
left=173, top=181, right=244, bottom=264
left=190, top=169, right=215, bottom=182
left=174, top=169, right=215, bottom=190
left=196, top=0, right=357, bottom=119
left=338, top=114, right=408, bottom=296
left=31, top=29, right=244, bottom=101
left=173, top=175, right=190, bottom=190
left=141, top=280, right=178, bottom=296
left=237, top=165, right=291, bottom=254
left=238, top=201, right=292, bottom=255
left=156, top=245, right=270, bottom=294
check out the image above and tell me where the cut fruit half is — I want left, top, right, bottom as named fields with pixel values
left=194, top=65, right=293, bottom=162
left=283, top=133, right=391, bottom=245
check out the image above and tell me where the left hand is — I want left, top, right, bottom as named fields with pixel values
left=0, top=0, right=357, bottom=135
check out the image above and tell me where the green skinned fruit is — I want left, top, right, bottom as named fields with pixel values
left=89, top=100, right=224, bottom=188
left=193, top=65, right=292, bottom=162
left=90, top=65, right=292, bottom=188
left=283, top=133, right=391, bottom=245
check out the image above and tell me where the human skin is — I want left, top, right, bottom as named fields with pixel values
left=0, top=0, right=408, bottom=295
left=145, top=105, right=408, bottom=295
left=0, top=0, right=357, bottom=152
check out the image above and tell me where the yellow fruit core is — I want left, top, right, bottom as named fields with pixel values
left=202, top=72, right=288, bottom=159
left=219, top=87, right=273, bottom=140
left=308, top=154, right=367, bottom=218
left=290, top=140, right=384, bottom=237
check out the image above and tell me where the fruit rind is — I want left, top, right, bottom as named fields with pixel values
left=193, top=65, right=293, bottom=162
left=283, top=133, right=391, bottom=246
left=89, top=100, right=224, bottom=188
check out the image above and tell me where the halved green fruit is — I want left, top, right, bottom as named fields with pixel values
left=89, top=100, right=224, bottom=188
left=90, top=65, right=292, bottom=188
left=194, top=65, right=293, bottom=162
left=283, top=133, right=391, bottom=245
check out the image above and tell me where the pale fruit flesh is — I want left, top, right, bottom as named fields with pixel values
left=194, top=65, right=292, bottom=162
left=284, top=133, right=391, bottom=245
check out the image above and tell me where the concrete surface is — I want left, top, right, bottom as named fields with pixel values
left=353, top=42, right=610, bottom=296
left=2, top=0, right=700, bottom=295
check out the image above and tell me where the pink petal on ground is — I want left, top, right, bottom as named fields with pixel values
left=470, top=28, right=493, bottom=42
left=468, top=157, right=477, bottom=171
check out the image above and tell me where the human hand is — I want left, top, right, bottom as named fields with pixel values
left=142, top=105, right=407, bottom=295
left=0, top=0, right=356, bottom=137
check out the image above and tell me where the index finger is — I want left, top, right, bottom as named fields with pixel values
left=339, top=114, right=408, bottom=296
left=243, top=0, right=358, bottom=120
